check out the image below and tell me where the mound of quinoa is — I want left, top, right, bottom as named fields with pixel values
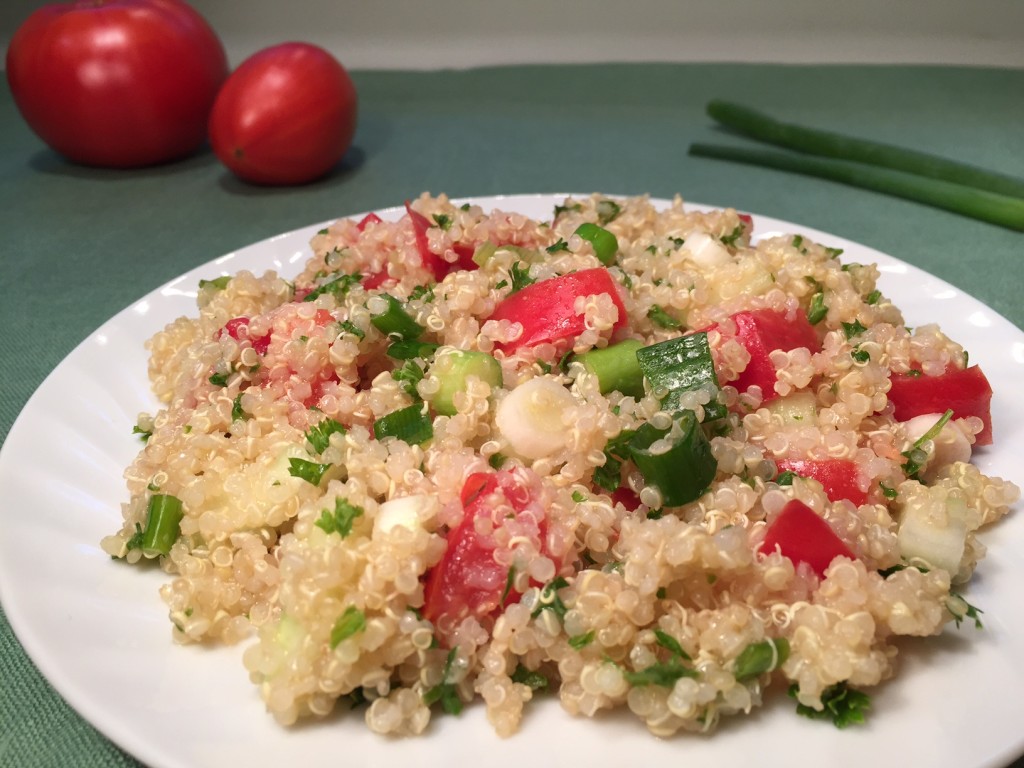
left=103, top=193, right=1019, bottom=737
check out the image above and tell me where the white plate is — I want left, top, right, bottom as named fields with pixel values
left=1, top=194, right=1022, bottom=768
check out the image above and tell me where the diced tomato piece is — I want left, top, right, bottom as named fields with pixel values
left=303, top=371, right=339, bottom=409
left=361, top=267, right=391, bottom=289
left=405, top=201, right=480, bottom=281
left=759, top=499, right=855, bottom=577
left=775, top=459, right=867, bottom=506
left=423, top=470, right=546, bottom=635
left=719, top=309, right=820, bottom=401
left=610, top=486, right=642, bottom=511
left=738, top=213, right=753, bottom=229
left=489, top=267, right=628, bottom=353
left=221, top=316, right=250, bottom=340
left=356, top=212, right=383, bottom=231
left=452, top=242, right=478, bottom=271
left=888, top=364, right=994, bottom=445
left=219, top=316, right=270, bottom=355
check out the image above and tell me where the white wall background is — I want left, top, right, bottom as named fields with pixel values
left=3, top=0, right=1024, bottom=70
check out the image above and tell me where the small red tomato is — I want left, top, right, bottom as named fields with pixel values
left=208, top=42, right=358, bottom=185
left=6, top=0, right=228, bottom=168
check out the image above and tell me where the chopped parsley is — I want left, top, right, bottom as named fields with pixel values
left=596, top=199, right=622, bottom=225
left=387, top=339, right=440, bottom=360
left=865, top=289, right=882, bottom=305
left=531, top=576, right=569, bottom=620
left=733, top=638, right=789, bottom=681
left=623, top=658, right=698, bottom=688
left=315, top=498, right=364, bottom=537
left=511, top=664, right=549, bottom=691
left=305, top=418, right=347, bottom=453
left=392, top=359, right=426, bottom=398
left=592, top=429, right=636, bottom=493
left=500, top=566, right=517, bottom=604
left=287, top=457, right=331, bottom=485
left=132, top=424, right=152, bottom=442
left=901, top=409, right=952, bottom=478
left=546, top=238, right=569, bottom=254
left=568, top=630, right=596, bottom=650
left=791, top=234, right=806, bottom=252
left=231, top=394, right=248, bottom=422
left=789, top=682, right=870, bottom=728
left=647, top=304, right=682, bottom=330
left=409, top=283, right=436, bottom=302
left=776, top=470, right=798, bottom=486
left=303, top=272, right=362, bottom=303
left=508, top=261, right=535, bottom=293
left=851, top=346, right=871, bottom=363
left=208, top=366, right=234, bottom=387
left=807, top=292, right=828, bottom=324
left=720, top=224, right=745, bottom=246
left=653, top=629, right=690, bottom=660
left=199, top=275, right=231, bottom=291
left=842, top=319, right=868, bottom=339
left=554, top=202, right=583, bottom=218
left=423, top=648, right=463, bottom=715
left=432, top=213, right=453, bottom=231
left=330, top=606, right=366, bottom=648
left=125, top=522, right=145, bottom=551
left=338, top=320, right=365, bottom=340
left=948, top=592, right=984, bottom=629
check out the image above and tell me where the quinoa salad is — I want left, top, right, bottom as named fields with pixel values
left=103, top=193, right=1019, bottom=737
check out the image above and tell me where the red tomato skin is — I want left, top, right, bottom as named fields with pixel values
left=423, top=471, right=548, bottom=634
left=489, top=268, right=628, bottom=353
left=759, top=499, right=855, bottom=577
left=724, top=309, right=820, bottom=400
left=774, top=459, right=868, bottom=506
left=6, top=0, right=227, bottom=168
left=208, top=42, right=358, bottom=185
left=888, top=364, right=994, bottom=446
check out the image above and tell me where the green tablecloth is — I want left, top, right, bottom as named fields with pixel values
left=1, top=63, right=1022, bottom=767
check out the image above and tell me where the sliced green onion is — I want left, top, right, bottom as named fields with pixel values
left=575, top=222, right=618, bottom=265
left=370, top=294, right=424, bottom=340
left=705, top=100, right=1024, bottom=199
left=688, top=143, right=1024, bottom=232
left=635, top=333, right=724, bottom=420
left=373, top=403, right=433, bottom=445
left=141, top=494, right=184, bottom=557
left=627, top=410, right=717, bottom=507
left=574, top=339, right=645, bottom=398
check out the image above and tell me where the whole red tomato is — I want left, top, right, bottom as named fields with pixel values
left=6, top=0, right=228, bottom=168
left=208, top=42, right=358, bottom=185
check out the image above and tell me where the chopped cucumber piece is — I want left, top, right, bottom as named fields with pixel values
left=429, top=349, right=503, bottom=416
